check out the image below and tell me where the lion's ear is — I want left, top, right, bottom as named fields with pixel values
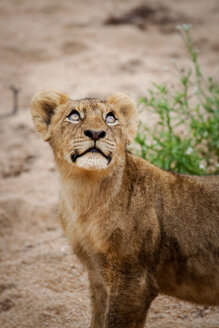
left=107, top=93, right=138, bottom=143
left=31, top=89, right=68, bottom=141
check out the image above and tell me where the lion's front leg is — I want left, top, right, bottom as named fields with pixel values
left=105, top=270, right=158, bottom=328
left=88, top=271, right=108, bottom=328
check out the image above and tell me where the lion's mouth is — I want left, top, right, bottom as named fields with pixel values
left=71, top=147, right=112, bottom=164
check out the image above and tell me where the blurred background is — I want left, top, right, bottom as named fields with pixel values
left=0, top=1, right=219, bottom=327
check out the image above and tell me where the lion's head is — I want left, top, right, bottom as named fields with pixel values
left=31, top=89, right=138, bottom=176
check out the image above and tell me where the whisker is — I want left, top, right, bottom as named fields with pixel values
left=105, top=139, right=116, bottom=146
left=99, top=140, right=116, bottom=151
left=71, top=137, right=86, bottom=142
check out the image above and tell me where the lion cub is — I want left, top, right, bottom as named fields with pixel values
left=31, top=89, right=219, bottom=328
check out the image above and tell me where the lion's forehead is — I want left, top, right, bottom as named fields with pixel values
left=74, top=99, right=102, bottom=111
left=70, top=99, right=112, bottom=119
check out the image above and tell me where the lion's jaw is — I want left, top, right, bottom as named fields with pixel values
left=56, top=128, right=120, bottom=175
left=74, top=151, right=110, bottom=170
left=67, top=137, right=114, bottom=171
left=57, top=140, right=121, bottom=179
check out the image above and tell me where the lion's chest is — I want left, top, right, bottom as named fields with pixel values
left=63, top=202, right=112, bottom=257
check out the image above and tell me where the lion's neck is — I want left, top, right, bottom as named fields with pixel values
left=59, top=165, right=124, bottom=217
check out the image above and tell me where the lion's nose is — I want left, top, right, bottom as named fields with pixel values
left=84, top=130, right=106, bottom=141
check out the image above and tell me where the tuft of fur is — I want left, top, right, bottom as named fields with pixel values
left=31, top=90, right=219, bottom=328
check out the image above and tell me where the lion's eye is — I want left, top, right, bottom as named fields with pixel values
left=67, top=110, right=80, bottom=122
left=105, top=112, right=117, bottom=124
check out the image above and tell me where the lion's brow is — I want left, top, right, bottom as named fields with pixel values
left=79, top=97, right=104, bottom=102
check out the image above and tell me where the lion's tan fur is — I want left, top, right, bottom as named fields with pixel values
left=31, top=89, right=219, bottom=328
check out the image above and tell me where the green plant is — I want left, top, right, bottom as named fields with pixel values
left=135, top=24, right=219, bottom=175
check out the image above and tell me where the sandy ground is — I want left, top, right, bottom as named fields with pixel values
left=0, top=0, right=219, bottom=327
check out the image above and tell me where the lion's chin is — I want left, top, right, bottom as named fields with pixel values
left=76, top=152, right=110, bottom=170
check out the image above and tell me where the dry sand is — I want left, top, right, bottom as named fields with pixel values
left=0, top=0, right=219, bottom=327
